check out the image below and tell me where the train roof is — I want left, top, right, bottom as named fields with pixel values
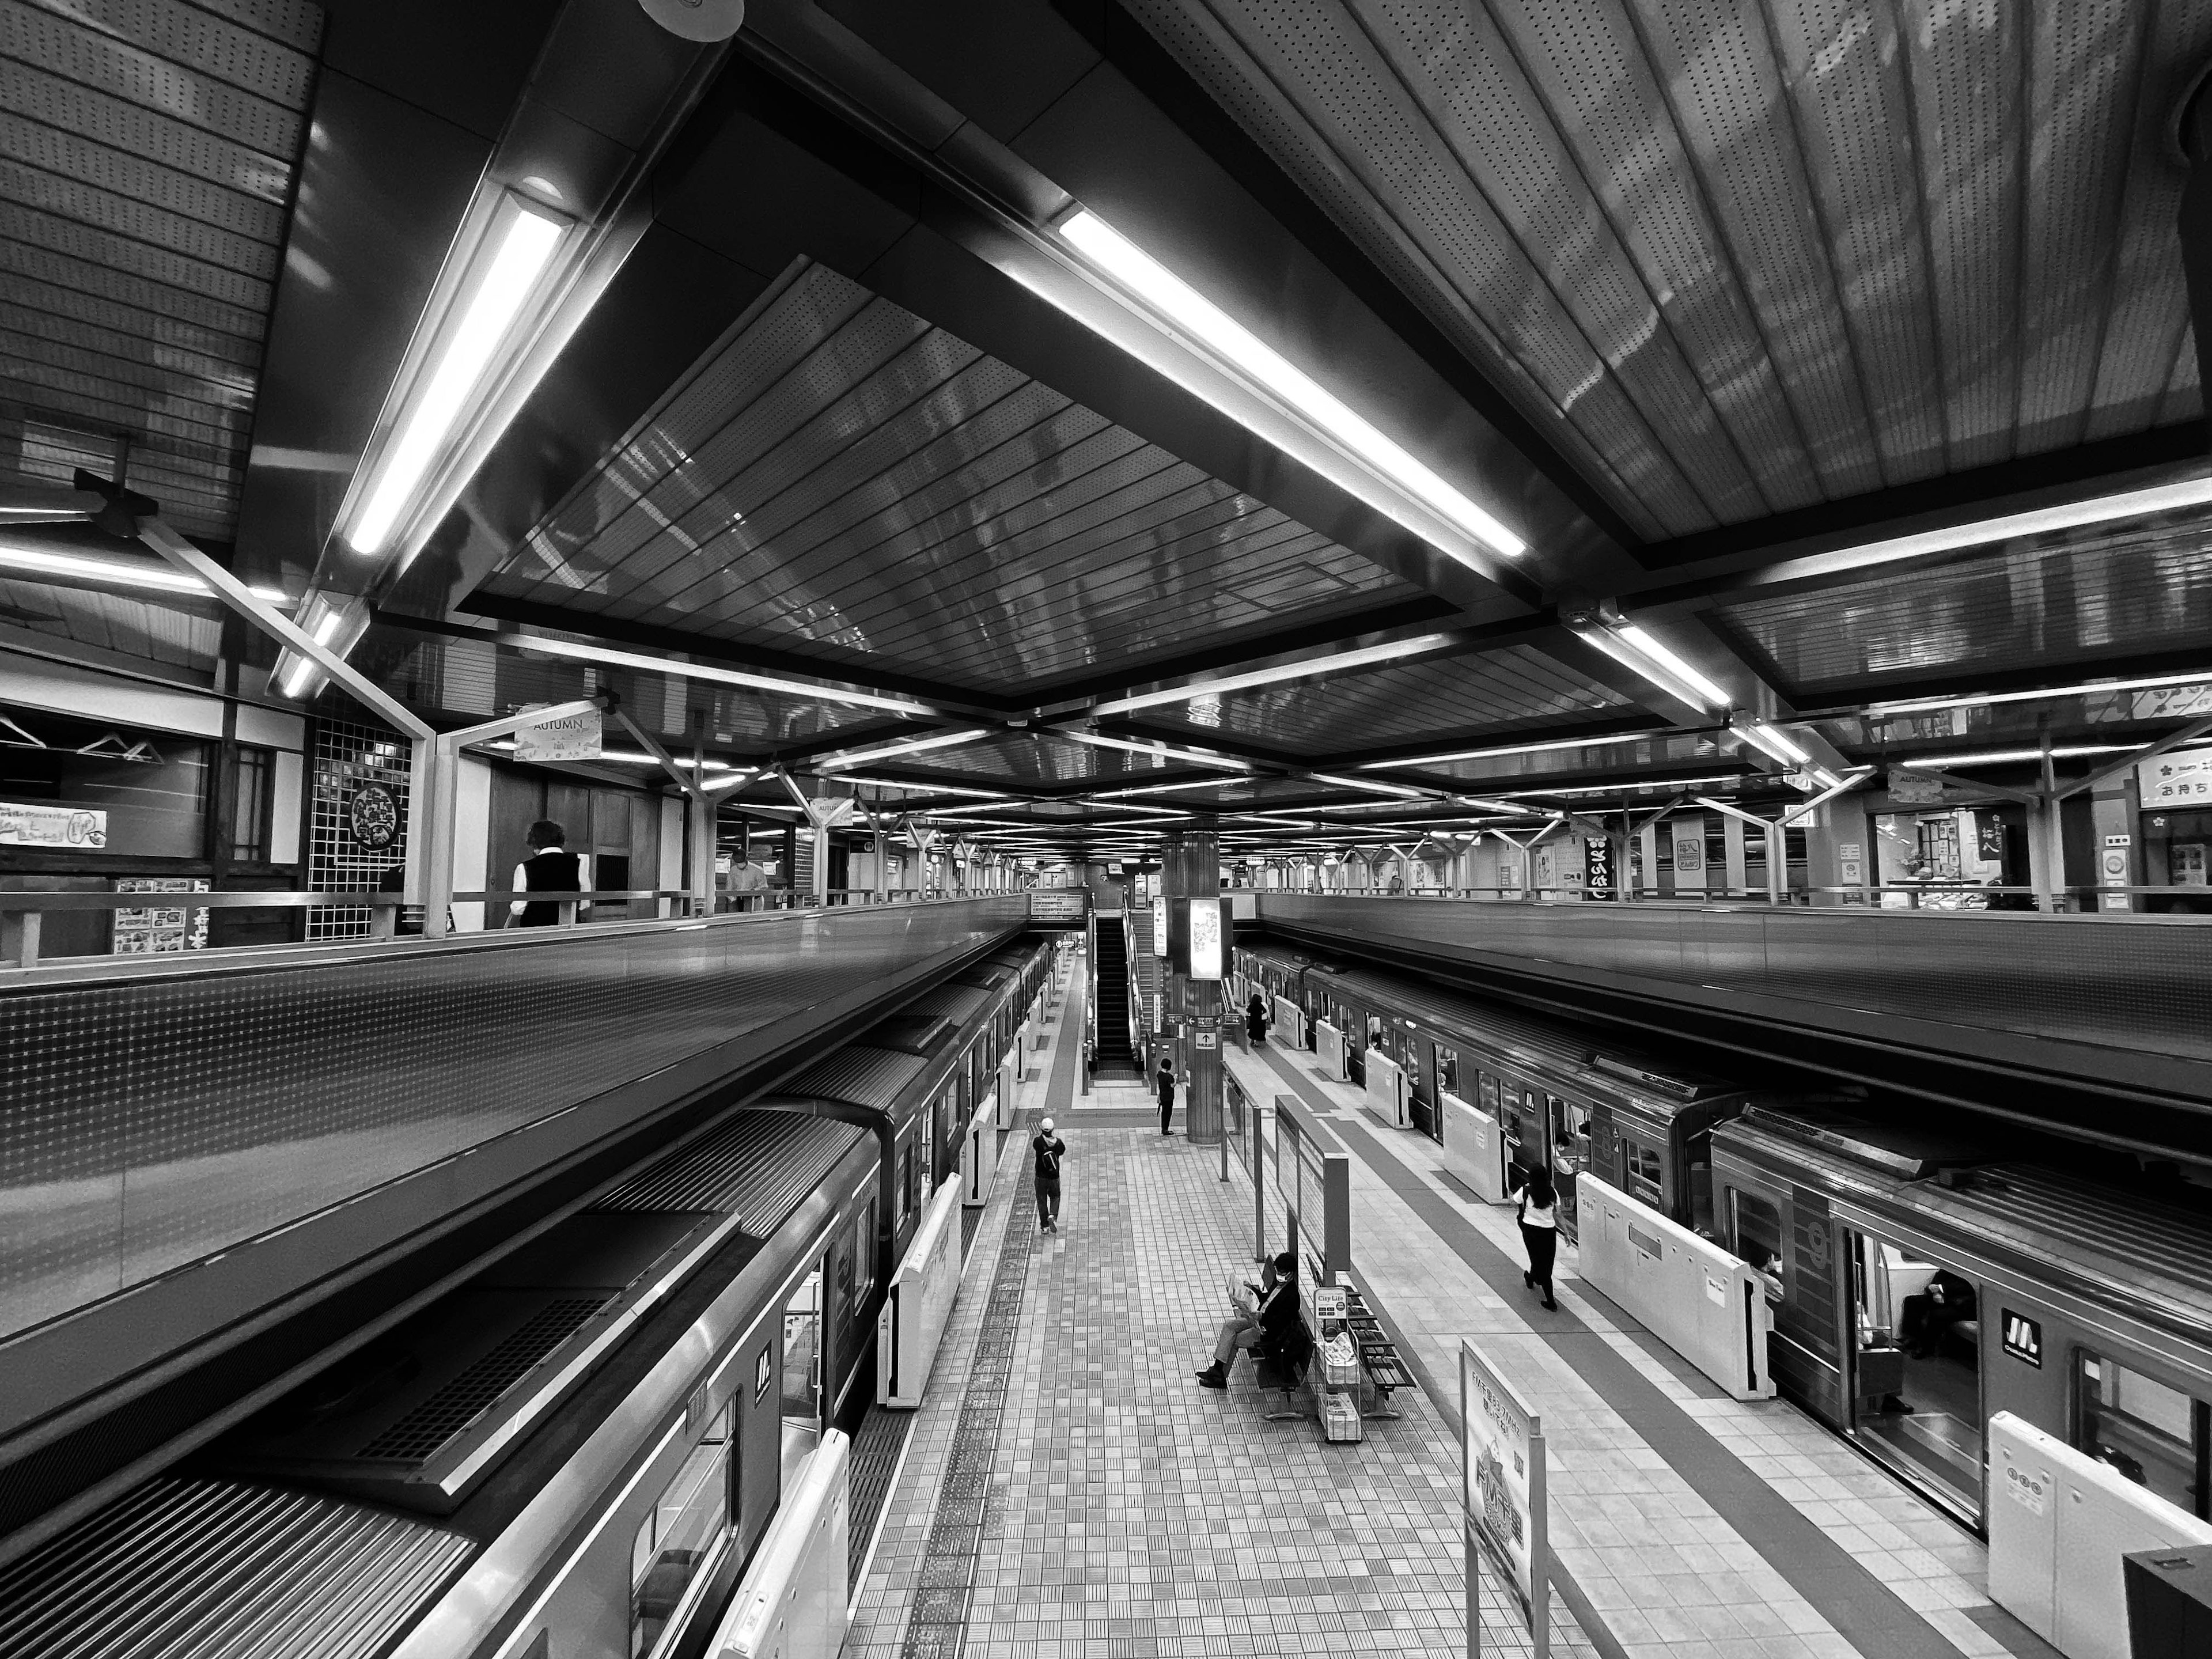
left=1313, top=963, right=1741, bottom=1108
left=1717, top=1105, right=1988, bottom=1181
left=779, top=1044, right=931, bottom=1111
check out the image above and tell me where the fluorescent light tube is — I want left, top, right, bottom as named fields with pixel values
left=830, top=775, right=1010, bottom=798
left=1361, top=730, right=1670, bottom=770
left=1899, top=745, right=2133, bottom=768
left=495, top=633, right=935, bottom=715
left=1089, top=631, right=1459, bottom=716
left=1733, top=721, right=1811, bottom=766
left=350, top=201, right=565, bottom=556
left=0, top=538, right=289, bottom=603
left=813, top=729, right=993, bottom=770
left=1494, top=775, right=1745, bottom=798
left=281, top=609, right=345, bottom=699
left=1060, top=730, right=1250, bottom=770
left=1058, top=211, right=1522, bottom=562
left=1310, top=772, right=1427, bottom=798
left=1614, top=623, right=1732, bottom=709
left=1866, top=670, right=2212, bottom=716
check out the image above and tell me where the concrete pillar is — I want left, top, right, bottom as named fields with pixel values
left=1161, top=823, right=1225, bottom=1145
left=1805, top=793, right=1873, bottom=906
left=1722, top=815, right=1747, bottom=897
left=2181, top=85, right=2212, bottom=418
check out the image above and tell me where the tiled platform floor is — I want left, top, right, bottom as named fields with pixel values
left=852, top=957, right=1594, bottom=1659
left=1228, top=1039, right=2058, bottom=1659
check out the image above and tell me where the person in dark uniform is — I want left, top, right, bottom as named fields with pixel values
left=1245, top=993, right=1269, bottom=1046
left=1156, top=1056, right=1177, bottom=1137
left=508, top=819, right=588, bottom=928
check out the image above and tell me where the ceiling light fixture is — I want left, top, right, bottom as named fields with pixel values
left=828, top=775, right=1011, bottom=799
left=1590, top=619, right=1732, bottom=711
left=1731, top=719, right=1812, bottom=768
left=1493, top=774, right=1746, bottom=799
left=0, top=537, right=291, bottom=604
left=1865, top=670, right=2212, bottom=717
left=1899, top=745, right=2134, bottom=768
left=1360, top=729, right=1672, bottom=770
left=280, top=608, right=347, bottom=700
left=1060, top=730, right=1251, bottom=771
left=347, top=198, right=567, bottom=557
left=491, top=632, right=937, bottom=716
left=1056, top=210, right=1524, bottom=566
left=1309, top=772, right=1429, bottom=799
left=1087, top=631, right=1460, bottom=717
left=810, top=729, right=993, bottom=771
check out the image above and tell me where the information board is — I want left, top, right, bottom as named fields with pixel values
left=1188, top=896, right=1223, bottom=979
left=1027, top=888, right=1088, bottom=924
left=1460, top=1339, right=1548, bottom=1653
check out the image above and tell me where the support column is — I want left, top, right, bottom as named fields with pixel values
left=1805, top=791, right=1872, bottom=906
left=1162, top=822, right=1225, bottom=1145
left=2090, top=777, right=2137, bottom=912
left=1722, top=814, right=1748, bottom=898
left=2180, top=83, right=2212, bottom=419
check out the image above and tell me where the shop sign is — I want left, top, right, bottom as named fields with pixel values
left=1188, top=896, right=1223, bottom=979
left=2001, top=1310, right=2043, bottom=1369
left=1460, top=1338, right=1549, bottom=1645
left=0, top=801, right=107, bottom=850
left=1582, top=835, right=1615, bottom=899
left=513, top=703, right=603, bottom=763
left=347, top=781, right=400, bottom=850
left=2138, top=747, right=2212, bottom=808
left=1888, top=770, right=1946, bottom=804
left=113, top=877, right=209, bottom=953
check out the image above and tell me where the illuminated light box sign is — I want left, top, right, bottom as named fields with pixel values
left=514, top=704, right=603, bottom=763
left=1028, top=888, right=1088, bottom=923
left=1188, top=896, right=1223, bottom=979
left=1151, top=895, right=1167, bottom=956
left=0, top=801, right=108, bottom=850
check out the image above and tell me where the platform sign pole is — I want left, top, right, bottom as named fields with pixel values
left=1460, top=1338, right=1547, bottom=1659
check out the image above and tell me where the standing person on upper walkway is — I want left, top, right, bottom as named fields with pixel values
left=1032, top=1118, right=1066, bottom=1233
left=1156, top=1056, right=1176, bottom=1137
left=1511, top=1165, right=1560, bottom=1311
left=509, top=820, right=589, bottom=929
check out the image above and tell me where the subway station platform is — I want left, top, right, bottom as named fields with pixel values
left=854, top=967, right=2061, bottom=1659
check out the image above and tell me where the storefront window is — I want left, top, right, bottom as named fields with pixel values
left=2078, top=1350, right=2209, bottom=1518
left=0, top=707, right=210, bottom=859
left=630, top=1403, right=732, bottom=1658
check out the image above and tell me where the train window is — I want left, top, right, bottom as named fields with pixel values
left=630, top=1402, right=732, bottom=1658
left=1478, top=1073, right=1500, bottom=1116
left=1437, top=1048, right=1459, bottom=1100
left=1620, top=1139, right=1663, bottom=1207
left=1730, top=1189, right=1785, bottom=1281
left=2078, top=1351, right=2210, bottom=1519
left=853, top=1195, right=876, bottom=1302
left=897, top=1141, right=916, bottom=1225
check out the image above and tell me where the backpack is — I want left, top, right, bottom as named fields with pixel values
left=1035, top=1136, right=1062, bottom=1180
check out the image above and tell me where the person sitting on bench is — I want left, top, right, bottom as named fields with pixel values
left=1195, top=1252, right=1298, bottom=1389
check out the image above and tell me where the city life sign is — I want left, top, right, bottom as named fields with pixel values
left=1460, top=1338, right=1549, bottom=1657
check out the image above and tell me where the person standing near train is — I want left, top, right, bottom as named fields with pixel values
left=1512, top=1165, right=1560, bottom=1310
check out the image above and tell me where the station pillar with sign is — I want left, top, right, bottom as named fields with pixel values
left=1161, top=825, right=1229, bottom=1145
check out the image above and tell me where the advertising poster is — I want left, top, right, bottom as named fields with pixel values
left=1188, top=896, right=1223, bottom=979
left=1151, top=895, right=1168, bottom=956
left=113, top=877, right=210, bottom=954
left=0, top=801, right=107, bottom=850
left=513, top=703, right=604, bottom=763
left=1460, top=1338, right=1548, bottom=1647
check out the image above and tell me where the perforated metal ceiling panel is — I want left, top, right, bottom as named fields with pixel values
left=0, top=575, right=221, bottom=669
left=1128, top=642, right=1635, bottom=755
left=478, top=262, right=1423, bottom=696
left=1715, top=514, right=2212, bottom=695
left=0, top=0, right=323, bottom=539
left=1128, top=0, right=2207, bottom=539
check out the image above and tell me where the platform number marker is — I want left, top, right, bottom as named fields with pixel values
left=2001, top=1310, right=2042, bottom=1368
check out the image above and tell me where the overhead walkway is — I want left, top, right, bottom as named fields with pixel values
left=1244, top=893, right=2212, bottom=1165
left=0, top=896, right=1027, bottom=1553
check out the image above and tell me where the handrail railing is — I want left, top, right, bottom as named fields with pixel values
left=0, top=883, right=1031, bottom=968
left=1231, top=882, right=2211, bottom=914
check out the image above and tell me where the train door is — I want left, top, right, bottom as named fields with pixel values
left=1842, top=1228, right=1984, bottom=1522
left=1546, top=1094, right=1592, bottom=1241
left=1402, top=1032, right=1434, bottom=1138
left=1425, top=1043, right=1455, bottom=1146
left=781, top=1253, right=828, bottom=1489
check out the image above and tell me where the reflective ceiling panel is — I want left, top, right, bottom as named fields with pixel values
left=1714, top=514, right=2212, bottom=696
left=1127, top=0, right=2206, bottom=541
left=841, top=730, right=1229, bottom=786
left=0, top=0, right=324, bottom=540
left=476, top=260, right=1424, bottom=696
left=1129, top=643, right=1635, bottom=755
left=0, top=577, right=219, bottom=671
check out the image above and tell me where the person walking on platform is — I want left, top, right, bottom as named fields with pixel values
left=1032, top=1118, right=1066, bottom=1233
left=508, top=820, right=589, bottom=928
left=1245, top=992, right=1269, bottom=1047
left=1196, top=1251, right=1298, bottom=1388
left=1511, top=1165, right=1560, bottom=1310
left=1156, top=1056, right=1177, bottom=1136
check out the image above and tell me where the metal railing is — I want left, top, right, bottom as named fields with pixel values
left=1237, top=882, right=2212, bottom=915
left=0, top=884, right=1024, bottom=969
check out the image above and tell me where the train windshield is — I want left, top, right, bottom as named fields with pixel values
left=1847, top=1234, right=1983, bottom=1520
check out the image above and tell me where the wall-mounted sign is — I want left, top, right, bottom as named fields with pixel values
left=2001, top=1310, right=2042, bottom=1369
left=2138, top=748, right=2212, bottom=808
left=1582, top=836, right=1615, bottom=900
left=0, top=801, right=107, bottom=850
left=1188, top=896, right=1223, bottom=979
left=754, top=1344, right=774, bottom=1402
left=1028, top=888, right=1088, bottom=924
left=1888, top=770, right=1948, bottom=805
left=113, top=877, right=209, bottom=953
left=1150, top=895, right=1167, bottom=957
left=1460, top=1339, right=1549, bottom=1645
left=347, top=781, right=400, bottom=850
left=1194, top=1027, right=1217, bottom=1050
left=513, top=703, right=604, bottom=763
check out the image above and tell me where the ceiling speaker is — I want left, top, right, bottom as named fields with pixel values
left=637, top=0, right=744, bottom=42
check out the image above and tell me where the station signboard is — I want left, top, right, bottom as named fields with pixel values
left=1460, top=1338, right=1549, bottom=1656
left=1027, top=888, right=1088, bottom=925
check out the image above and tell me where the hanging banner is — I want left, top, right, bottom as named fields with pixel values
left=0, top=801, right=107, bottom=850
left=1582, top=836, right=1615, bottom=900
left=1151, top=895, right=1167, bottom=957
left=113, top=877, right=210, bottom=953
left=1188, top=897, right=1223, bottom=980
left=513, top=703, right=603, bottom=763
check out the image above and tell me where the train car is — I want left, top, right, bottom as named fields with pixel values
left=0, top=938, right=1054, bottom=1659
left=1711, top=1107, right=2212, bottom=1532
left=1235, top=940, right=1335, bottom=1051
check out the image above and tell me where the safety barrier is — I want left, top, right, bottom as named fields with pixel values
left=1575, top=1176, right=1775, bottom=1401
left=1363, top=1048, right=1411, bottom=1130
left=1315, top=1017, right=1348, bottom=1081
left=1437, top=1091, right=1510, bottom=1204
left=1990, top=1413, right=2212, bottom=1659
left=712, top=1430, right=850, bottom=1659
left=877, top=1180, right=963, bottom=1408
left=1271, top=993, right=1306, bottom=1050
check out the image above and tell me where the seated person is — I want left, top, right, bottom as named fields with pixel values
left=1195, top=1252, right=1299, bottom=1389
left=1898, top=1270, right=1978, bottom=1358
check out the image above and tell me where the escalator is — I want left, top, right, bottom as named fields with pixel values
left=1091, top=923, right=1140, bottom=1080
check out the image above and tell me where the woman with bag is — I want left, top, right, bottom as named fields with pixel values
left=1512, top=1165, right=1559, bottom=1310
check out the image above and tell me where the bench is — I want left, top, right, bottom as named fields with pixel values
left=1253, top=1327, right=1313, bottom=1421
left=1301, top=1263, right=1408, bottom=1421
